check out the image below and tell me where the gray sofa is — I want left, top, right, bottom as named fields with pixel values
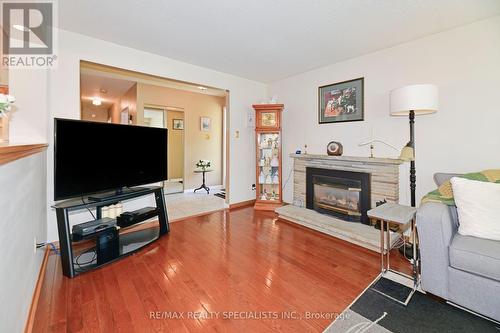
left=417, top=173, right=500, bottom=322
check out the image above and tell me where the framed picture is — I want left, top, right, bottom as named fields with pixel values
left=318, top=77, right=364, bottom=124
left=200, top=117, right=211, bottom=131
left=172, top=119, right=184, bottom=130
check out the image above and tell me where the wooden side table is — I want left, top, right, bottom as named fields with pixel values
left=194, top=169, right=213, bottom=194
left=368, top=202, right=419, bottom=305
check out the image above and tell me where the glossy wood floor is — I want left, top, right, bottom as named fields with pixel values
left=33, top=207, right=410, bottom=333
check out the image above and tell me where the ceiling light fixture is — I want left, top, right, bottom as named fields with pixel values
left=99, top=88, right=108, bottom=94
left=92, top=97, right=102, bottom=106
left=197, top=86, right=208, bottom=91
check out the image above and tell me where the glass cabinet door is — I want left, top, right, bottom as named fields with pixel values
left=257, top=132, right=280, bottom=202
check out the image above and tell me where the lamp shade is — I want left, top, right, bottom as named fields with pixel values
left=399, top=143, right=415, bottom=161
left=390, top=84, right=438, bottom=116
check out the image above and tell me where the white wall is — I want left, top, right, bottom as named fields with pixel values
left=0, top=152, right=47, bottom=333
left=9, top=69, right=49, bottom=143
left=268, top=16, right=500, bottom=205
left=41, top=29, right=266, bottom=241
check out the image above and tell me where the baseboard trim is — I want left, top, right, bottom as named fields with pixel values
left=229, top=199, right=256, bottom=210
left=24, top=246, right=50, bottom=333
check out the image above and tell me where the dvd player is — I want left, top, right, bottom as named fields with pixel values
left=117, top=207, right=158, bottom=228
left=72, top=217, right=116, bottom=241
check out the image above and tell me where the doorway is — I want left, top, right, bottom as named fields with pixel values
left=143, top=105, right=185, bottom=194
left=79, top=60, right=230, bottom=219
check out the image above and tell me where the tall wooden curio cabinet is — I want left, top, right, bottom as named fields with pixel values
left=253, top=104, right=284, bottom=211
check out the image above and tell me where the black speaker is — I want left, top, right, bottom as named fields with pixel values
left=96, top=227, right=119, bottom=265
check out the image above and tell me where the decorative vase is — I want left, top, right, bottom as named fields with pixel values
left=272, top=171, right=279, bottom=184
left=0, top=114, right=9, bottom=143
left=260, top=191, right=267, bottom=200
left=265, top=174, right=272, bottom=184
left=258, top=170, right=265, bottom=184
left=270, top=156, right=279, bottom=167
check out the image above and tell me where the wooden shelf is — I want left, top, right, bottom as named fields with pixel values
left=0, top=143, right=48, bottom=165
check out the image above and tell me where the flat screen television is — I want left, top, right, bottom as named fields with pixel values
left=54, top=118, right=168, bottom=201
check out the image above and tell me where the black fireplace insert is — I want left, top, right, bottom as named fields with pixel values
left=306, top=168, right=371, bottom=224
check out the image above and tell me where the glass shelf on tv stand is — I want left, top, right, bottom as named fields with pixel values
left=53, top=186, right=169, bottom=278
left=71, top=223, right=160, bottom=274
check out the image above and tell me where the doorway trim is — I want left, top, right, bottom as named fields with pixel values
left=78, top=59, right=231, bottom=207
left=144, top=103, right=186, bottom=194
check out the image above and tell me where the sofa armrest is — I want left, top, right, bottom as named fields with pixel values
left=417, top=202, right=457, bottom=299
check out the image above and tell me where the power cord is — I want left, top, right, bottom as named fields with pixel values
left=81, top=197, right=96, bottom=220
left=35, top=242, right=60, bottom=255
left=48, top=242, right=60, bottom=256
left=281, top=165, right=293, bottom=192
left=74, top=248, right=97, bottom=268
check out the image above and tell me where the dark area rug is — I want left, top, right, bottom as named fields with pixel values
left=370, top=277, right=412, bottom=304
left=326, top=277, right=500, bottom=333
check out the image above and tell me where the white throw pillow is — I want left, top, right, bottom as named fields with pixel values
left=451, top=177, right=500, bottom=241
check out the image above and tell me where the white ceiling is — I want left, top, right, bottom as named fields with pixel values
left=80, top=66, right=227, bottom=98
left=60, top=0, right=500, bottom=83
left=80, top=72, right=135, bottom=105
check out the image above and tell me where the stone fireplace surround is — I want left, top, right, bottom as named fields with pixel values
left=275, top=154, right=404, bottom=252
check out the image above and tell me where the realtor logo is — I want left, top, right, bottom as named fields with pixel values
left=1, top=0, right=57, bottom=68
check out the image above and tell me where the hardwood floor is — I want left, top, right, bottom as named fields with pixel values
left=33, top=207, right=410, bottom=332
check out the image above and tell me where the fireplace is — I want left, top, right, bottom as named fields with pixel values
left=306, top=168, right=371, bottom=224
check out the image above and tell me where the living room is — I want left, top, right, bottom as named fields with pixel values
left=0, top=1, right=499, bottom=332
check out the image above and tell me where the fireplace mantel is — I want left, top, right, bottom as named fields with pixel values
left=290, top=153, right=404, bottom=209
left=290, top=153, right=403, bottom=165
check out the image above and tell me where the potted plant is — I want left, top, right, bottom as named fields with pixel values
left=196, top=160, right=211, bottom=171
left=0, top=93, right=15, bottom=143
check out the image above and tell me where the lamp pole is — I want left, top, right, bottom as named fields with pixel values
left=390, top=84, right=438, bottom=207
left=409, top=110, right=416, bottom=207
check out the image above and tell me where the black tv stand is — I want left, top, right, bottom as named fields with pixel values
left=87, top=187, right=147, bottom=202
left=53, top=186, right=169, bottom=278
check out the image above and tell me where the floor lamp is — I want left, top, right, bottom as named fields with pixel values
left=390, top=84, right=438, bottom=207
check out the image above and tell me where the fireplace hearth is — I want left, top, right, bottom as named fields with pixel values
left=277, top=154, right=402, bottom=251
left=306, top=168, right=370, bottom=224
